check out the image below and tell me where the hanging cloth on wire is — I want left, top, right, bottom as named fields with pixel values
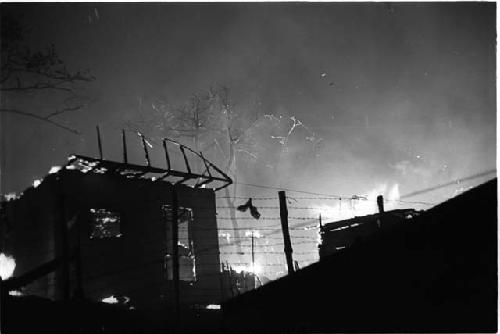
left=236, top=198, right=261, bottom=220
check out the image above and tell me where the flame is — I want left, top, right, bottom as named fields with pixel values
left=244, top=230, right=262, bottom=238
left=102, top=295, right=119, bottom=304
left=206, top=304, right=221, bottom=310
left=248, top=263, right=262, bottom=274
left=48, top=166, right=61, bottom=174
left=311, top=183, right=401, bottom=222
left=219, top=232, right=231, bottom=243
left=0, top=253, right=16, bottom=280
left=4, top=193, right=18, bottom=201
left=232, top=263, right=262, bottom=275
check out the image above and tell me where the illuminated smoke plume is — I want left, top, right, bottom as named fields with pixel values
left=310, top=184, right=401, bottom=223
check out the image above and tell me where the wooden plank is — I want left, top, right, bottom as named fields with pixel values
left=279, top=191, right=294, bottom=275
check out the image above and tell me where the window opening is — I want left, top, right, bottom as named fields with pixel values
left=89, top=208, right=121, bottom=239
left=162, top=205, right=196, bottom=281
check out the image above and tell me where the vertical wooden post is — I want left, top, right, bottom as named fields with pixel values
left=96, top=125, right=103, bottom=160
left=377, top=195, right=384, bottom=229
left=162, top=139, right=171, bottom=171
left=219, top=263, right=225, bottom=302
left=122, top=129, right=128, bottom=164
left=140, top=134, right=151, bottom=167
left=251, top=230, right=255, bottom=271
left=278, top=191, right=294, bottom=275
left=59, top=196, right=70, bottom=301
left=179, top=146, right=191, bottom=174
left=251, top=230, right=255, bottom=289
left=377, top=195, right=385, bottom=214
left=228, top=266, right=235, bottom=298
left=171, top=185, right=180, bottom=326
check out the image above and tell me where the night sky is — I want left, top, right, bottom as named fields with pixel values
left=1, top=2, right=496, bottom=205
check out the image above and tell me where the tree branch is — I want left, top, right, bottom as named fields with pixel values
left=1, top=83, right=73, bottom=92
left=0, top=108, right=81, bottom=135
left=3, top=67, right=94, bottom=84
left=44, top=104, right=86, bottom=119
left=236, top=149, right=258, bottom=160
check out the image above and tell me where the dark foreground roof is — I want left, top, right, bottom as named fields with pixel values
left=321, top=208, right=419, bottom=232
left=223, top=178, right=498, bottom=333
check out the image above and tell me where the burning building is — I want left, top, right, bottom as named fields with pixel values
left=0, top=136, right=232, bottom=313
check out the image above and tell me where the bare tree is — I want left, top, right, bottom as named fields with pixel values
left=127, top=85, right=322, bottom=256
left=206, top=86, right=262, bottom=253
left=207, top=87, right=323, bottom=247
left=0, top=13, right=95, bottom=134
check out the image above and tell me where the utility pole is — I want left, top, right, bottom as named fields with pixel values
left=278, top=191, right=294, bottom=275
left=171, top=185, right=180, bottom=329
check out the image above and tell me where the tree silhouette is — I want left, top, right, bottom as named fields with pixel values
left=0, top=13, right=95, bottom=134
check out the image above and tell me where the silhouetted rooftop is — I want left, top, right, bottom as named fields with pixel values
left=223, top=178, right=497, bottom=333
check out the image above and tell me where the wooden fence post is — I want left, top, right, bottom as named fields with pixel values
left=377, top=195, right=385, bottom=214
left=122, top=129, right=128, bottom=163
left=96, top=125, right=103, bottom=160
left=278, top=191, right=294, bottom=275
left=377, top=195, right=384, bottom=228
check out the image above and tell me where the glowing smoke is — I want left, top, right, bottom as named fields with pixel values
left=387, top=183, right=400, bottom=202
left=310, top=184, right=401, bottom=222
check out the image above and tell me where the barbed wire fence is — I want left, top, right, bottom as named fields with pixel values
left=5, top=169, right=494, bottom=308
left=212, top=189, right=438, bottom=281
left=211, top=168, right=496, bottom=280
